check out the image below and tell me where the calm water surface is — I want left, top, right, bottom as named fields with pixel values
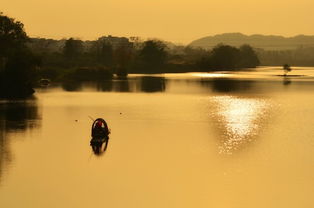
left=0, top=67, right=314, bottom=208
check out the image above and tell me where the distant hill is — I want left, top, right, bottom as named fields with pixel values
left=189, top=33, right=314, bottom=50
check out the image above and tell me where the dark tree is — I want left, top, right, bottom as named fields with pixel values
left=138, top=40, right=167, bottom=72
left=210, top=44, right=240, bottom=70
left=99, top=41, right=113, bottom=67
left=114, top=42, right=134, bottom=77
left=63, top=38, right=83, bottom=59
left=0, top=12, right=39, bottom=98
left=238, top=44, right=260, bottom=68
left=0, top=12, right=28, bottom=57
left=90, top=39, right=114, bottom=67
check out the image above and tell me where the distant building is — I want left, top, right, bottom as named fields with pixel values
left=97, top=36, right=132, bottom=49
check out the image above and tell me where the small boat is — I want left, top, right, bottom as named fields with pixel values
left=39, top=78, right=51, bottom=87
left=90, top=118, right=110, bottom=146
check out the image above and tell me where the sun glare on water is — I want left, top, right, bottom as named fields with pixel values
left=192, top=72, right=231, bottom=78
left=211, top=96, right=272, bottom=154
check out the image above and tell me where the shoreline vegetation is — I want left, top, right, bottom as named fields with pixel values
left=0, top=12, right=310, bottom=98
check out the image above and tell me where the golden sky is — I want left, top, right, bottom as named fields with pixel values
left=2, top=0, right=314, bottom=44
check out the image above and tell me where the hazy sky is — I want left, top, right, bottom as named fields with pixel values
left=2, top=0, right=314, bottom=44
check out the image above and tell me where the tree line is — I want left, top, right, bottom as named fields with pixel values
left=31, top=37, right=260, bottom=77
left=257, top=47, right=314, bottom=66
left=0, top=12, right=260, bottom=98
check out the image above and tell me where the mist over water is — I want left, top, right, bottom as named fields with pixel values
left=0, top=67, right=314, bottom=208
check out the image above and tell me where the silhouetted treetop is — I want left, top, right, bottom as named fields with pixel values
left=97, top=40, right=113, bottom=67
left=211, top=44, right=240, bottom=69
left=138, top=40, right=168, bottom=72
left=239, top=44, right=260, bottom=68
left=0, top=13, right=39, bottom=98
left=63, top=38, right=83, bottom=59
left=0, top=12, right=28, bottom=56
left=194, top=44, right=260, bottom=70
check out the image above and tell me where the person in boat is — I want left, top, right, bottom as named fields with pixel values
left=95, top=120, right=103, bottom=129
left=92, top=118, right=109, bottom=138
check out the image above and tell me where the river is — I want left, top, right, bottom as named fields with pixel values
left=0, top=67, right=314, bottom=208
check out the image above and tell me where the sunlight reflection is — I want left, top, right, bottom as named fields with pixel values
left=192, top=73, right=230, bottom=78
left=211, top=96, right=271, bottom=154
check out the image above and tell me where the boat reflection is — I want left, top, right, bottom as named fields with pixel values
left=210, top=96, right=271, bottom=154
left=90, top=138, right=109, bottom=156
